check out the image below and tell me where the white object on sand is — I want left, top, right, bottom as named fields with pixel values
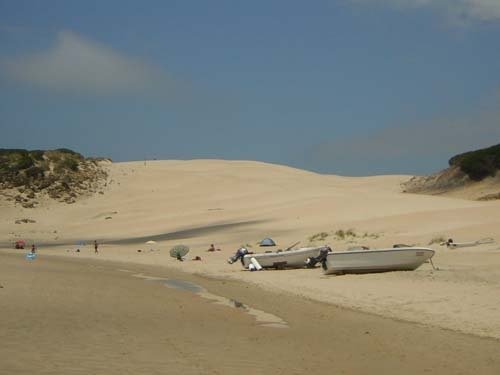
left=322, top=247, right=435, bottom=275
left=443, top=238, right=494, bottom=249
left=250, top=257, right=263, bottom=271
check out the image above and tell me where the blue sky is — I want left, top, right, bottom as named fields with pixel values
left=1, top=0, right=499, bottom=175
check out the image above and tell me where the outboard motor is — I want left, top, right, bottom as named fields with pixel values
left=227, top=247, right=249, bottom=265
left=305, top=246, right=331, bottom=268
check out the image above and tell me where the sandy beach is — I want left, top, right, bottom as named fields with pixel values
left=2, top=252, right=500, bottom=375
left=2, top=160, right=500, bottom=373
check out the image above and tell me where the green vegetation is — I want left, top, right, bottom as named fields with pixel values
left=448, top=143, right=500, bottom=181
left=334, top=229, right=347, bottom=240
left=334, top=228, right=358, bottom=240
left=0, top=148, right=83, bottom=185
left=333, top=229, right=380, bottom=241
left=0, top=148, right=108, bottom=206
left=362, top=231, right=380, bottom=239
left=307, top=228, right=380, bottom=243
left=55, top=148, right=81, bottom=155
left=308, top=232, right=329, bottom=242
left=55, top=157, right=80, bottom=173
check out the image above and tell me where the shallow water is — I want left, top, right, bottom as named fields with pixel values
left=163, top=278, right=204, bottom=293
left=131, top=273, right=288, bottom=328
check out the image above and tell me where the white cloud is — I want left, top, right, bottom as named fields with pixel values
left=0, top=31, right=171, bottom=95
left=351, top=0, right=500, bottom=23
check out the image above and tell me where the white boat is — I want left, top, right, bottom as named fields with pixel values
left=241, top=246, right=328, bottom=269
left=322, top=247, right=435, bottom=275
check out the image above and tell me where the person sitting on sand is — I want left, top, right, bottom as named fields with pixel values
left=207, top=244, right=221, bottom=252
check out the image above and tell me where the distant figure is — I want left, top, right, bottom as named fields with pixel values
left=31, top=244, right=36, bottom=254
left=207, top=244, right=221, bottom=252
left=445, top=238, right=458, bottom=248
left=94, top=240, right=99, bottom=254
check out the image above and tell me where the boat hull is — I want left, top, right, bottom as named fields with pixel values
left=322, top=247, right=435, bottom=275
left=242, top=247, right=325, bottom=269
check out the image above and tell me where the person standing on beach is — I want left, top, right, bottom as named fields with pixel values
left=31, top=244, right=36, bottom=254
left=94, top=240, right=98, bottom=254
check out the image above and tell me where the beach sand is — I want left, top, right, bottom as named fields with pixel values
left=2, top=160, right=500, bottom=373
left=1, top=252, right=500, bottom=375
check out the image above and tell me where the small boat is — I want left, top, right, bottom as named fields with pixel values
left=228, top=245, right=329, bottom=269
left=245, top=246, right=329, bottom=269
left=321, top=247, right=435, bottom=275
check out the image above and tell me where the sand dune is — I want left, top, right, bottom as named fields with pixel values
left=2, top=159, right=500, bottom=340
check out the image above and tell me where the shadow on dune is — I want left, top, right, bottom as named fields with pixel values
left=0, top=220, right=265, bottom=248
left=107, top=220, right=265, bottom=245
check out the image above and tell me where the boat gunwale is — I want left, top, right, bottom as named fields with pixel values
left=327, top=247, right=435, bottom=257
left=243, top=246, right=327, bottom=260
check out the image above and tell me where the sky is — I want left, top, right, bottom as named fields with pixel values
left=1, top=0, right=499, bottom=176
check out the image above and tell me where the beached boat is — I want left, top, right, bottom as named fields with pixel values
left=321, top=247, right=435, bottom=275
left=228, top=246, right=328, bottom=269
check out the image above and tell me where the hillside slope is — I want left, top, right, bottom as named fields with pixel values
left=0, top=148, right=109, bottom=207
left=402, top=144, right=500, bottom=200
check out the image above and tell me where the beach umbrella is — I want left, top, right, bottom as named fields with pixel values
left=170, top=244, right=190, bottom=260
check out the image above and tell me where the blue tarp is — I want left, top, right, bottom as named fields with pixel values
left=259, top=238, right=276, bottom=247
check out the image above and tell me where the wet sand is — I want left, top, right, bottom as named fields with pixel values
left=1, top=252, right=499, bottom=375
